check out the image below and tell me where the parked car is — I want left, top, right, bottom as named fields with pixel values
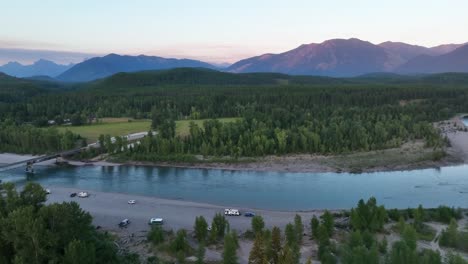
left=119, top=219, right=130, bottom=228
left=244, top=212, right=256, bottom=217
left=224, top=208, right=240, bottom=216
left=128, top=200, right=136, bottom=205
left=45, top=189, right=51, bottom=194
left=78, top=192, right=89, bottom=198
left=148, top=218, right=163, bottom=225
left=70, top=192, right=77, bottom=197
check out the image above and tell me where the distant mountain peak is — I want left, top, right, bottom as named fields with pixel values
left=56, top=54, right=216, bottom=82
left=228, top=38, right=468, bottom=76
left=0, top=59, right=72, bottom=78
left=228, top=38, right=390, bottom=76
left=104, top=53, right=120, bottom=58
left=397, top=43, right=468, bottom=73
left=4, top=61, right=22, bottom=67
left=34, top=59, right=58, bottom=65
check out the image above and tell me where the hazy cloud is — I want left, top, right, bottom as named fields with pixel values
left=0, top=48, right=100, bottom=65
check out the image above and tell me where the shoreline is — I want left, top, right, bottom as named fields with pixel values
left=45, top=186, right=325, bottom=233
left=71, top=119, right=468, bottom=173
left=43, top=187, right=338, bottom=263
left=2, top=117, right=467, bottom=174
left=1, top=148, right=465, bottom=174
left=45, top=186, right=468, bottom=263
left=114, top=155, right=463, bottom=174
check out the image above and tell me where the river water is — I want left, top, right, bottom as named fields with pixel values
left=463, top=116, right=468, bottom=127
left=1, top=164, right=467, bottom=211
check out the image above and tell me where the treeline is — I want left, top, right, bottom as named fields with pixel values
left=0, top=121, right=81, bottom=154
left=3, top=70, right=468, bottom=155
left=145, top=197, right=468, bottom=264
left=120, top=114, right=443, bottom=159
left=3, top=75, right=468, bottom=124
left=0, top=183, right=137, bottom=263
left=439, top=219, right=468, bottom=253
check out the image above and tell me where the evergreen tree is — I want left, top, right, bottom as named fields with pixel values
left=311, top=216, right=320, bottom=239
left=64, top=240, right=96, bottom=264
left=439, top=218, right=459, bottom=247
left=270, top=227, right=282, bottom=264
left=387, top=240, right=418, bottom=264
left=350, top=197, right=386, bottom=232
left=294, top=214, right=304, bottom=242
left=251, top=215, right=265, bottom=235
left=248, top=233, right=267, bottom=264
left=285, top=223, right=296, bottom=247
left=194, top=216, right=208, bottom=242
left=322, top=210, right=334, bottom=237
left=213, top=213, right=228, bottom=239
left=195, top=243, right=205, bottom=264
left=223, top=232, right=238, bottom=264
left=413, top=204, right=425, bottom=232
left=171, top=229, right=189, bottom=256
left=147, top=225, right=164, bottom=245
left=278, top=246, right=294, bottom=264
left=402, top=225, right=418, bottom=250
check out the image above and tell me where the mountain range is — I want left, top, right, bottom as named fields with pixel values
left=0, top=59, right=73, bottom=78
left=1, top=38, right=467, bottom=80
left=397, top=44, right=468, bottom=74
left=56, top=54, right=216, bottom=82
left=228, top=38, right=467, bottom=76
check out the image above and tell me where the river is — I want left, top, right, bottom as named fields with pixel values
left=463, top=116, right=468, bottom=127
left=1, top=164, right=467, bottom=211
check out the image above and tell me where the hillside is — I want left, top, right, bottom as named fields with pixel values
left=379, top=41, right=464, bottom=62
left=83, top=67, right=350, bottom=91
left=57, top=54, right=217, bottom=82
left=80, top=68, right=468, bottom=92
left=0, top=73, right=48, bottom=102
left=228, top=38, right=392, bottom=77
left=228, top=38, right=467, bottom=77
left=398, top=44, right=468, bottom=74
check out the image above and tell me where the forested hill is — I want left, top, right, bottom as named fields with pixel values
left=2, top=68, right=468, bottom=156
left=0, top=73, right=49, bottom=103
left=85, top=68, right=468, bottom=91
left=84, top=67, right=348, bottom=91
left=4, top=68, right=468, bottom=93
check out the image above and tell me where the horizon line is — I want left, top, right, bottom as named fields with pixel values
left=1, top=37, right=467, bottom=66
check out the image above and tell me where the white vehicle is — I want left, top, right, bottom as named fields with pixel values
left=224, top=208, right=240, bottom=216
left=45, top=189, right=51, bottom=194
left=77, top=192, right=89, bottom=198
left=128, top=200, right=136, bottom=204
left=149, top=218, right=164, bottom=225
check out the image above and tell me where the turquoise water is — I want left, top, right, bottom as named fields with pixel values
left=1, top=165, right=467, bottom=210
left=463, top=116, right=468, bottom=126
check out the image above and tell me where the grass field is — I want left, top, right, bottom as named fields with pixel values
left=57, top=117, right=241, bottom=142
left=57, top=119, right=152, bottom=142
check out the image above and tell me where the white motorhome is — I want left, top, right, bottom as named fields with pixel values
left=224, top=208, right=240, bottom=216
left=149, top=218, right=164, bottom=225
left=78, top=192, right=89, bottom=198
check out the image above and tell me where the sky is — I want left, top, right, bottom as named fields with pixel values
left=1, top=0, right=467, bottom=64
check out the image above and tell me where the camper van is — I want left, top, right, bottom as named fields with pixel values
left=224, top=208, right=240, bottom=216
left=77, top=192, right=89, bottom=198
left=149, top=218, right=164, bottom=225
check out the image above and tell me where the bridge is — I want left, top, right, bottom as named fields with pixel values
left=0, top=131, right=154, bottom=173
left=0, top=147, right=85, bottom=173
